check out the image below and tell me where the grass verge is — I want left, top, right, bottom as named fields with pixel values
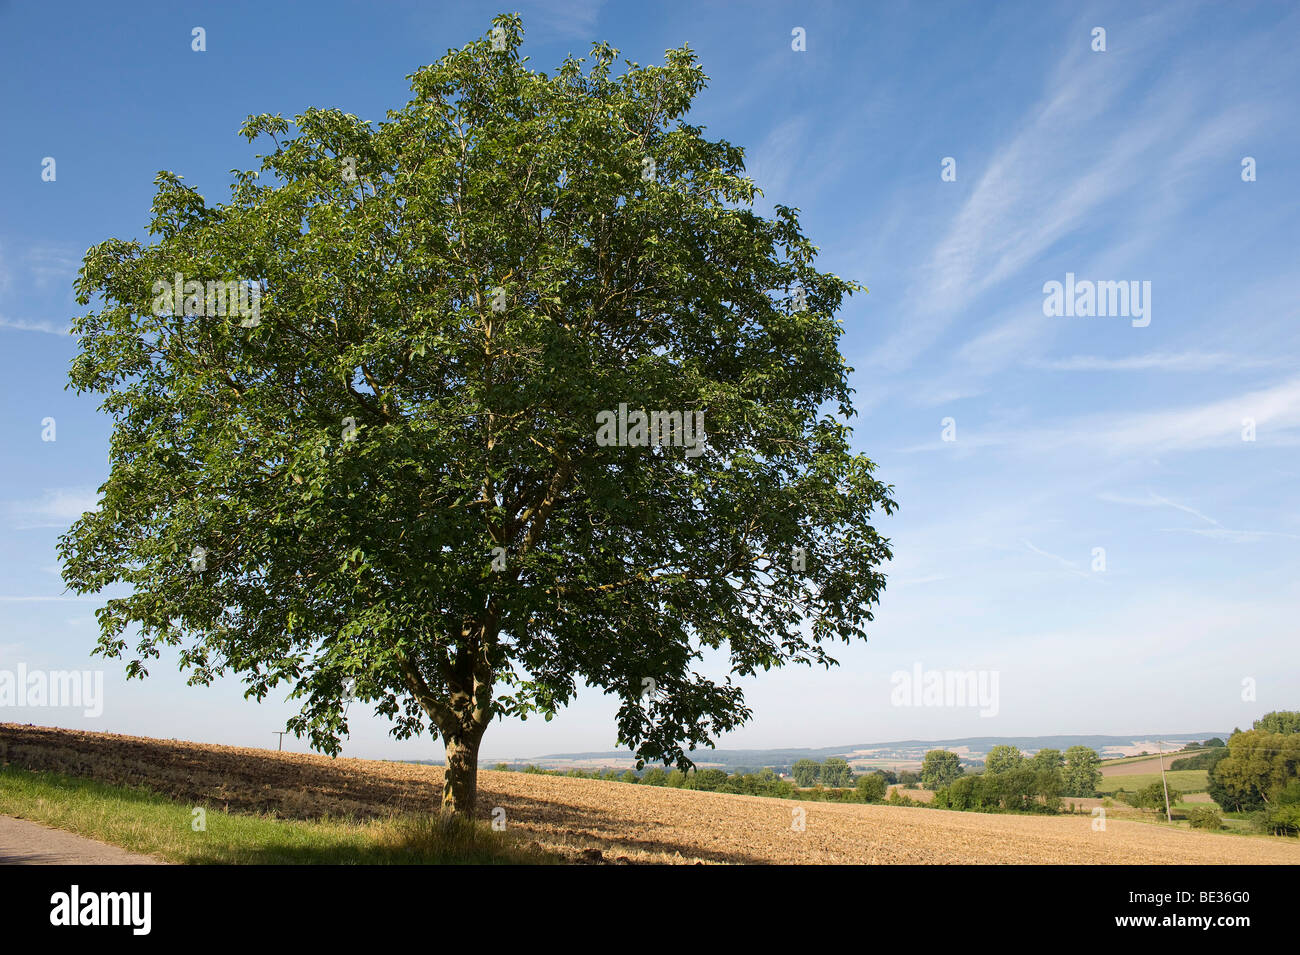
left=0, top=764, right=557, bottom=865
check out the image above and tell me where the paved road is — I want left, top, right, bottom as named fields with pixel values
left=0, top=815, right=165, bottom=865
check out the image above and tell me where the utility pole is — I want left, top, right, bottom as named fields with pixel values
left=1157, top=739, right=1172, bottom=823
left=273, top=731, right=288, bottom=752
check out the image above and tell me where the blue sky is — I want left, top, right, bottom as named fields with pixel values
left=1, top=0, right=1297, bottom=761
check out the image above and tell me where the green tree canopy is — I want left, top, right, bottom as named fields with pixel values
left=1134, top=779, right=1179, bottom=817
left=984, top=744, right=1024, bottom=775
left=920, top=750, right=962, bottom=790
left=1030, top=748, right=1064, bottom=772
left=1253, top=711, right=1300, bottom=735
left=1209, top=729, right=1300, bottom=812
left=820, top=757, right=853, bottom=787
left=689, top=768, right=730, bottom=791
left=990, top=766, right=1039, bottom=811
left=1261, top=780, right=1300, bottom=836
left=855, top=771, right=888, bottom=803
left=60, top=17, right=894, bottom=816
left=791, top=759, right=821, bottom=788
left=640, top=767, right=669, bottom=786
left=1061, top=746, right=1102, bottom=798
left=1033, top=766, right=1063, bottom=810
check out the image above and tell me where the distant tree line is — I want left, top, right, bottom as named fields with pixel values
left=791, top=757, right=859, bottom=788
left=499, top=759, right=915, bottom=804
left=927, top=746, right=1101, bottom=814
left=493, top=747, right=1102, bottom=816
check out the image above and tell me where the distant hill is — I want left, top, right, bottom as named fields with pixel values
left=481, top=733, right=1228, bottom=772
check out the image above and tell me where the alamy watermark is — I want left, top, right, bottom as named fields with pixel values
left=596, top=403, right=706, bottom=458
left=152, top=273, right=261, bottom=327
left=1042, top=272, right=1150, bottom=328
left=50, top=885, right=151, bottom=935
left=890, top=663, right=999, bottom=717
left=0, top=663, right=104, bottom=717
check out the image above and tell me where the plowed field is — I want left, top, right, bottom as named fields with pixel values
left=3, top=723, right=1296, bottom=864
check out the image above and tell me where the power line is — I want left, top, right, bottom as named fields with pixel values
left=1157, top=739, right=1172, bottom=823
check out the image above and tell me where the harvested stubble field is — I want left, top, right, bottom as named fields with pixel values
left=3, top=723, right=1296, bottom=865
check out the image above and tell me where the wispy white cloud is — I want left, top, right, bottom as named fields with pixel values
left=866, top=14, right=1274, bottom=381
left=900, top=376, right=1300, bottom=455
left=5, top=489, right=99, bottom=530
left=0, top=315, right=72, bottom=336
left=867, top=39, right=1136, bottom=370
left=744, top=115, right=812, bottom=204
left=23, top=242, right=82, bottom=290
left=1032, top=352, right=1288, bottom=373
left=1167, top=527, right=1300, bottom=544
left=1093, top=377, right=1300, bottom=453
left=520, top=0, right=605, bottom=41
left=1020, top=539, right=1092, bottom=579
left=1098, top=491, right=1300, bottom=545
left=0, top=595, right=95, bottom=603
left=1098, top=491, right=1220, bottom=526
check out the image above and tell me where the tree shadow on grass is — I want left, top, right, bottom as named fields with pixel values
left=181, top=817, right=561, bottom=865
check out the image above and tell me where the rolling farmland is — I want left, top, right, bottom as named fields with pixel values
left=1097, top=770, right=1208, bottom=795
left=1100, top=754, right=1196, bottom=776
left=3, top=724, right=1296, bottom=865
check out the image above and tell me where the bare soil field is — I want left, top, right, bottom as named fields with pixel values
left=3, top=723, right=1296, bottom=865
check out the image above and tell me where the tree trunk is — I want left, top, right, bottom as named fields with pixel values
left=400, top=638, right=495, bottom=818
left=441, top=728, right=484, bottom=816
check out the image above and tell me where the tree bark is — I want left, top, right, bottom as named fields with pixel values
left=441, top=727, right=485, bottom=816
left=400, top=636, right=495, bottom=818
